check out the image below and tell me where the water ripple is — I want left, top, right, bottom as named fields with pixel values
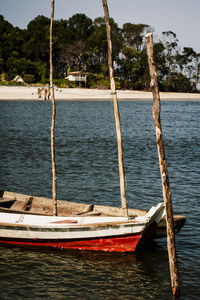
left=0, top=100, right=200, bottom=299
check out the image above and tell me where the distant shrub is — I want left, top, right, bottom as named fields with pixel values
left=87, top=73, right=108, bottom=89
left=40, top=79, right=50, bottom=85
left=0, top=72, right=9, bottom=81
left=161, top=73, right=195, bottom=93
left=0, top=80, right=26, bottom=86
left=87, top=73, right=121, bottom=89
left=23, top=74, right=36, bottom=84
left=53, top=78, right=75, bottom=88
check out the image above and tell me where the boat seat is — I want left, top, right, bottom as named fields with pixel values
left=10, top=200, right=27, bottom=211
left=29, top=205, right=52, bottom=215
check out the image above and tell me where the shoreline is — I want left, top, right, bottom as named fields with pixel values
left=0, top=86, right=200, bottom=101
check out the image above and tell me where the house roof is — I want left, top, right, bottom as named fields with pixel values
left=68, top=71, right=86, bottom=75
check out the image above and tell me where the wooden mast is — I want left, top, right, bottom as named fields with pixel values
left=145, top=33, right=180, bottom=299
left=50, top=0, right=57, bottom=215
left=102, top=0, right=128, bottom=217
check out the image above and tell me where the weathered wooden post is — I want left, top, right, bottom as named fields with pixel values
left=145, top=33, right=180, bottom=299
left=50, top=0, right=57, bottom=215
left=102, top=0, right=128, bottom=217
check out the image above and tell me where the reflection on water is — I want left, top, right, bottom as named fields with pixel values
left=0, top=244, right=171, bottom=300
left=0, top=100, right=200, bottom=299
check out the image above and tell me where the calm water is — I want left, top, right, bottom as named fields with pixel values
left=0, top=100, right=199, bottom=299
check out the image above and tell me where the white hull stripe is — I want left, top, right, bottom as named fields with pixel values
left=0, top=223, right=146, bottom=232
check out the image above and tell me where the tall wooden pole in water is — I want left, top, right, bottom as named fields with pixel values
left=102, top=0, right=128, bottom=217
left=50, top=0, right=57, bottom=215
left=145, top=33, right=180, bottom=299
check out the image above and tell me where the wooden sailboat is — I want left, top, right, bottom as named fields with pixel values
left=0, top=191, right=165, bottom=252
left=0, top=191, right=185, bottom=243
left=0, top=1, right=184, bottom=252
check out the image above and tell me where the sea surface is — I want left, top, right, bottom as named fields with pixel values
left=0, top=99, right=199, bottom=300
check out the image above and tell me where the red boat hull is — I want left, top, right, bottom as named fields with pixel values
left=0, top=233, right=142, bottom=252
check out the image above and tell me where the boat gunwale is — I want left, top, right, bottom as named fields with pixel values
left=0, top=191, right=186, bottom=239
left=0, top=222, right=147, bottom=232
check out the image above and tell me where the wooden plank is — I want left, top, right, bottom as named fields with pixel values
left=29, top=205, right=52, bottom=215
left=10, top=200, right=28, bottom=211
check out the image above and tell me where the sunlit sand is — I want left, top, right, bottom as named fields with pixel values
left=0, top=86, right=200, bottom=101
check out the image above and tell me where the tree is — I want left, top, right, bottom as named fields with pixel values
left=116, top=22, right=152, bottom=90
left=7, top=55, right=37, bottom=79
left=116, top=47, right=146, bottom=89
left=25, top=16, right=50, bottom=63
left=162, top=72, right=194, bottom=92
left=88, top=17, right=121, bottom=74
left=0, top=15, right=25, bottom=76
left=68, top=14, right=93, bottom=41
left=0, top=12, right=198, bottom=92
left=122, top=23, right=151, bottom=50
left=61, top=40, right=89, bottom=71
left=176, top=47, right=200, bottom=86
left=88, top=17, right=108, bottom=73
left=58, top=14, right=93, bottom=74
left=161, top=31, right=179, bottom=74
left=159, top=31, right=197, bottom=92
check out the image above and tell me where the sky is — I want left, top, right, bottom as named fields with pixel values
left=1, top=0, right=200, bottom=52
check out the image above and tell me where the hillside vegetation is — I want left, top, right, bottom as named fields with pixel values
left=0, top=14, right=199, bottom=92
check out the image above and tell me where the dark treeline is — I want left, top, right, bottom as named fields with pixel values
left=0, top=13, right=200, bottom=92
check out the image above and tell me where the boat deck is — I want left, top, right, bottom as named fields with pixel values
left=0, top=190, right=186, bottom=239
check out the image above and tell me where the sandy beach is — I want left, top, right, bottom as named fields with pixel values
left=0, top=85, right=200, bottom=101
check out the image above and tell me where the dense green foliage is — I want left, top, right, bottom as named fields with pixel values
left=0, top=13, right=200, bottom=92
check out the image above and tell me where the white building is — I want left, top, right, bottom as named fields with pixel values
left=66, top=71, right=87, bottom=85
